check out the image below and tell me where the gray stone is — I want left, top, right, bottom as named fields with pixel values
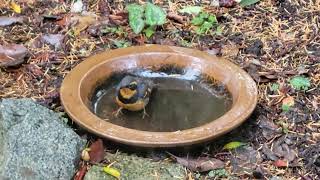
left=84, top=152, right=186, bottom=180
left=0, top=99, right=86, bottom=180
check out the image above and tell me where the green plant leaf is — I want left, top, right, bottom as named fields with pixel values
left=199, top=12, right=209, bottom=19
left=208, top=169, right=229, bottom=178
left=103, top=166, right=121, bottom=179
left=270, top=83, right=279, bottom=92
left=281, top=104, right=290, bottom=112
left=145, top=2, right=166, bottom=26
left=196, top=21, right=213, bottom=35
left=240, top=0, right=261, bottom=7
left=144, top=26, right=155, bottom=38
left=112, top=40, right=131, bottom=48
left=191, top=16, right=204, bottom=26
left=289, top=76, right=311, bottom=91
left=127, top=4, right=145, bottom=34
left=215, top=25, right=223, bottom=35
left=223, top=141, right=246, bottom=150
left=208, top=15, right=217, bottom=24
left=179, top=6, right=202, bottom=15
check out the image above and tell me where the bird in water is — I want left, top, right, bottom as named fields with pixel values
left=114, top=75, right=154, bottom=118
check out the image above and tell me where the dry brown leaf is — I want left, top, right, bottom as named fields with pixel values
left=282, top=96, right=294, bottom=107
left=167, top=12, right=184, bottom=24
left=88, top=139, right=105, bottom=163
left=221, top=43, right=239, bottom=57
left=219, top=0, right=237, bottom=7
left=169, top=153, right=224, bottom=172
left=0, top=44, right=28, bottom=67
left=73, top=15, right=97, bottom=36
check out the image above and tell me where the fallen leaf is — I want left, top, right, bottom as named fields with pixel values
left=273, top=159, right=288, bottom=168
left=73, top=15, right=97, bottom=36
left=169, top=153, right=224, bottom=172
left=179, top=6, right=202, bottom=15
left=0, top=44, right=28, bottom=68
left=71, top=0, right=83, bottom=13
left=272, top=138, right=296, bottom=162
left=88, top=139, right=105, bottom=163
left=74, top=165, right=87, bottom=180
left=103, top=166, right=121, bottom=179
left=282, top=96, right=294, bottom=107
left=240, top=0, right=261, bottom=7
left=56, top=15, right=71, bottom=26
left=219, top=0, right=237, bottom=8
left=282, top=96, right=294, bottom=112
left=221, top=43, right=239, bottom=57
left=41, top=34, right=65, bottom=50
left=223, top=141, right=246, bottom=150
left=10, top=2, right=21, bottom=13
left=230, top=146, right=262, bottom=174
left=0, top=16, right=23, bottom=26
left=262, top=144, right=278, bottom=161
left=26, top=64, right=43, bottom=77
left=258, top=115, right=281, bottom=140
left=167, top=13, right=184, bottom=24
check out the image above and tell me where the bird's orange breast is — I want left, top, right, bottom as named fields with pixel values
left=115, top=96, right=146, bottom=111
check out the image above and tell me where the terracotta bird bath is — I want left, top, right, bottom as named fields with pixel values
left=60, top=45, right=258, bottom=147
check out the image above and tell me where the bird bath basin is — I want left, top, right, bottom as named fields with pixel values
left=60, top=45, right=258, bottom=147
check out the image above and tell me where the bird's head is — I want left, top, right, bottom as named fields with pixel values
left=119, top=81, right=138, bottom=99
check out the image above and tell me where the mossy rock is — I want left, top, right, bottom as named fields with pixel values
left=84, top=152, right=185, bottom=180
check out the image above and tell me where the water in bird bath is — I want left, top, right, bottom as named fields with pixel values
left=91, top=67, right=232, bottom=132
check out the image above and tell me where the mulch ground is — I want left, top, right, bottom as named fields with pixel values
left=0, top=0, right=319, bottom=179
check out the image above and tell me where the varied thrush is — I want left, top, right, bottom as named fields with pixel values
left=114, top=75, right=154, bottom=118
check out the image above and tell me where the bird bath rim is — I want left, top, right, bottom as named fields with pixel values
left=60, top=45, right=258, bottom=147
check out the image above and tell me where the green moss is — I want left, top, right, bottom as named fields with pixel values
left=84, top=152, right=185, bottom=180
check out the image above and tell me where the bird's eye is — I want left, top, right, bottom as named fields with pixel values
left=128, top=83, right=137, bottom=90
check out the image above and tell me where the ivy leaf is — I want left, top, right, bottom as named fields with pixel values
left=145, top=3, right=166, bottom=26
left=179, top=6, right=202, bottom=15
left=289, top=76, right=311, bottom=91
left=112, top=40, right=131, bottom=48
left=144, top=26, right=155, bottom=38
left=127, top=4, right=145, bottom=34
left=208, top=15, right=217, bottom=24
left=191, top=16, right=204, bottom=26
left=240, top=0, right=261, bottom=7
left=196, top=21, right=213, bottom=35
left=223, top=141, right=246, bottom=150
